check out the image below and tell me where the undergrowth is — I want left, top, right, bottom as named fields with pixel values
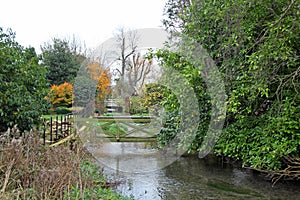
left=0, top=132, right=132, bottom=200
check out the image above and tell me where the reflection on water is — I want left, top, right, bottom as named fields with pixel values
left=89, top=142, right=300, bottom=200
left=87, top=142, right=181, bottom=173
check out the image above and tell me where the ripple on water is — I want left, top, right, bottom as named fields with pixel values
left=89, top=143, right=300, bottom=200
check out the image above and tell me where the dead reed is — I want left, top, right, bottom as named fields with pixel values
left=0, top=131, right=111, bottom=200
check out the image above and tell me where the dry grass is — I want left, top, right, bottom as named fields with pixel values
left=0, top=132, right=101, bottom=200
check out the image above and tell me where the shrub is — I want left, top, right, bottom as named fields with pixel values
left=54, top=106, right=71, bottom=114
left=47, top=82, right=73, bottom=108
left=0, top=28, right=49, bottom=132
left=0, top=132, right=133, bottom=200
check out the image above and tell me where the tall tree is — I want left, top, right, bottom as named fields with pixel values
left=126, top=53, right=153, bottom=95
left=114, top=28, right=138, bottom=82
left=41, top=37, right=85, bottom=85
left=89, top=62, right=111, bottom=114
left=0, top=28, right=49, bottom=132
left=113, top=28, right=155, bottom=97
left=86, top=61, right=112, bottom=99
left=113, top=28, right=139, bottom=97
left=162, top=0, right=191, bottom=36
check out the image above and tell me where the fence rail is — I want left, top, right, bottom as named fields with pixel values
left=42, top=114, right=73, bottom=145
left=41, top=115, right=158, bottom=144
left=94, top=115, right=158, bottom=142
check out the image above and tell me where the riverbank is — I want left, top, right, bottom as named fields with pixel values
left=185, top=152, right=300, bottom=185
left=0, top=131, right=132, bottom=200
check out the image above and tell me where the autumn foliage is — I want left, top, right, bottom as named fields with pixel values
left=47, top=82, right=73, bottom=108
left=86, top=62, right=111, bottom=113
left=86, top=62, right=111, bottom=98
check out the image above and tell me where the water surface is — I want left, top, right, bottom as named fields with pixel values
left=90, top=142, right=300, bottom=200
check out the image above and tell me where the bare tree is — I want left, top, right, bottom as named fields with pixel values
left=127, top=53, right=153, bottom=95
left=114, top=28, right=139, bottom=84
left=113, top=28, right=156, bottom=96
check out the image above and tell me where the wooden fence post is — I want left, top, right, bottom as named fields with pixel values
left=55, top=116, right=58, bottom=141
left=43, top=118, right=46, bottom=145
left=60, top=115, right=64, bottom=137
left=41, top=114, right=74, bottom=146
left=50, top=117, right=53, bottom=143
left=64, top=115, right=67, bottom=137
left=67, top=115, right=70, bottom=135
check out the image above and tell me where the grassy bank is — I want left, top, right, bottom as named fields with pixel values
left=0, top=132, right=132, bottom=200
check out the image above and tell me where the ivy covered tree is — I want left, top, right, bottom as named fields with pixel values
left=41, top=38, right=85, bottom=86
left=160, top=0, right=300, bottom=172
left=0, top=28, right=50, bottom=132
left=148, top=49, right=211, bottom=152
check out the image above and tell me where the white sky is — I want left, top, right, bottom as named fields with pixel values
left=0, top=0, right=167, bottom=53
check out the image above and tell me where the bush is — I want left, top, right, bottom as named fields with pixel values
left=0, top=28, right=50, bottom=132
left=47, top=82, right=73, bottom=108
left=54, top=106, right=71, bottom=114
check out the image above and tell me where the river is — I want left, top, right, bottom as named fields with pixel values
left=87, top=142, right=300, bottom=200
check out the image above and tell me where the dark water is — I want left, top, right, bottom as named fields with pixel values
left=90, top=143, right=300, bottom=200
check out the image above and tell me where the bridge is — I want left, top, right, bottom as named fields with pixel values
left=94, top=115, right=159, bottom=142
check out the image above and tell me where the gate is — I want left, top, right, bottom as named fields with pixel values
left=94, top=116, right=158, bottom=142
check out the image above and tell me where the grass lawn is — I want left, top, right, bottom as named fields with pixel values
left=43, top=114, right=71, bottom=120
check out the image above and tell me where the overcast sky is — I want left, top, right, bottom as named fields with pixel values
left=0, top=0, right=167, bottom=53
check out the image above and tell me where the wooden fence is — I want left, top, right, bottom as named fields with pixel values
left=42, top=114, right=73, bottom=145
left=41, top=114, right=158, bottom=145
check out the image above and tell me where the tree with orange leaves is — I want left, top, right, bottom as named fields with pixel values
left=47, top=82, right=73, bottom=108
left=86, top=62, right=111, bottom=114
